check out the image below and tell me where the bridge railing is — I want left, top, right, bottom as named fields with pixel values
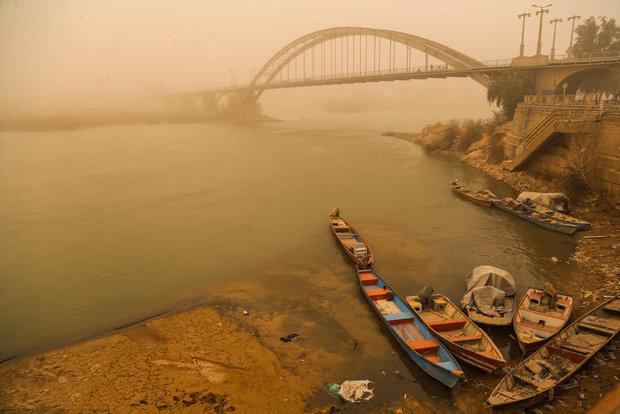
left=261, top=60, right=511, bottom=87
left=196, top=50, right=620, bottom=93
left=550, top=50, right=620, bottom=65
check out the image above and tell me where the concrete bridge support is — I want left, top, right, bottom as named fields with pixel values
left=534, top=63, right=620, bottom=94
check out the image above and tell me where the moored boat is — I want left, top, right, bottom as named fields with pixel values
left=488, top=296, right=620, bottom=407
left=356, top=268, right=464, bottom=388
left=406, top=289, right=506, bottom=373
left=329, top=208, right=374, bottom=269
left=527, top=203, right=591, bottom=230
left=514, top=284, right=574, bottom=353
left=461, top=266, right=516, bottom=326
left=495, top=198, right=579, bottom=235
left=452, top=181, right=498, bottom=207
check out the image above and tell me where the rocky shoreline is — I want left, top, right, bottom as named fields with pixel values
left=383, top=124, right=619, bottom=309
left=382, top=123, right=620, bottom=413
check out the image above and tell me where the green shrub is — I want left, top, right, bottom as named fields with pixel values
left=442, top=119, right=460, bottom=148
left=457, top=119, right=484, bottom=152
left=488, top=132, right=505, bottom=163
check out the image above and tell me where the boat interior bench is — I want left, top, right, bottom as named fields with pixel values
left=407, top=339, right=439, bottom=353
left=428, top=318, right=468, bottom=332
left=365, top=286, right=392, bottom=300
left=359, top=272, right=378, bottom=286
left=385, top=312, right=415, bottom=325
left=546, top=345, right=587, bottom=363
left=449, top=334, right=483, bottom=343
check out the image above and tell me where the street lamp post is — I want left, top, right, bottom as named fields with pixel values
left=532, top=4, right=552, bottom=56
left=567, top=15, right=582, bottom=54
left=518, top=12, right=532, bottom=56
left=550, top=18, right=562, bottom=59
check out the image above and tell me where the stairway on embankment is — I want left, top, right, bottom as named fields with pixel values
left=503, top=96, right=620, bottom=204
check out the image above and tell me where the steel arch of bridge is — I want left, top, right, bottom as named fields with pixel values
left=247, top=26, right=491, bottom=100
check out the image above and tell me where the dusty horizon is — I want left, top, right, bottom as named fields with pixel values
left=1, top=0, right=619, bottom=117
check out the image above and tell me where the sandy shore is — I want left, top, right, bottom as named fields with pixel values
left=0, top=306, right=313, bottom=413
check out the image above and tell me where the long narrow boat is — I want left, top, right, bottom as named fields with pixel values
left=356, top=268, right=464, bottom=388
left=406, top=293, right=506, bottom=373
left=495, top=198, right=579, bottom=235
left=452, top=181, right=498, bottom=207
left=527, top=203, right=592, bottom=230
left=488, top=296, right=620, bottom=407
left=329, top=209, right=374, bottom=269
left=514, top=287, right=574, bottom=353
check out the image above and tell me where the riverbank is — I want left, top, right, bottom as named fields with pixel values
left=0, top=305, right=313, bottom=412
left=0, top=290, right=440, bottom=413
left=383, top=124, right=619, bottom=307
left=382, top=123, right=619, bottom=413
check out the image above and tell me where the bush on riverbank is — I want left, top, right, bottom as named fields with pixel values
left=488, top=132, right=506, bottom=163
left=456, top=119, right=484, bottom=152
left=443, top=119, right=460, bottom=148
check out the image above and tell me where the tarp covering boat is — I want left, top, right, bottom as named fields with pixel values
left=462, top=266, right=516, bottom=317
left=516, top=192, right=571, bottom=213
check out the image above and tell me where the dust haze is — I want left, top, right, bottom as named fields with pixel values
left=1, top=0, right=619, bottom=128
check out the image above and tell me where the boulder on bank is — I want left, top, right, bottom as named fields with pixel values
left=418, top=122, right=452, bottom=151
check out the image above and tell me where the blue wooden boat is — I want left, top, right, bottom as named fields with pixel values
left=494, top=198, right=579, bottom=234
left=356, top=267, right=464, bottom=388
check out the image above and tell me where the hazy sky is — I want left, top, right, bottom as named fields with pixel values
left=1, top=0, right=618, bottom=114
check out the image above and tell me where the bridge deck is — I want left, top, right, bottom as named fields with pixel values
left=179, top=53, right=620, bottom=97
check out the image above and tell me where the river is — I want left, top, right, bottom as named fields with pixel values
left=0, top=110, right=580, bottom=409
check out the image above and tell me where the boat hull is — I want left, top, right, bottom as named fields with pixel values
left=514, top=288, right=574, bottom=354
left=452, top=185, right=495, bottom=206
left=530, top=204, right=592, bottom=230
left=495, top=202, right=579, bottom=234
left=407, top=294, right=506, bottom=373
left=329, top=215, right=374, bottom=269
left=357, top=269, right=463, bottom=388
left=488, top=296, right=620, bottom=407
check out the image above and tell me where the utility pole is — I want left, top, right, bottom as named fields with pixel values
left=550, top=18, right=562, bottom=59
left=518, top=12, right=531, bottom=56
left=567, top=15, right=581, bottom=53
left=532, top=4, right=552, bottom=56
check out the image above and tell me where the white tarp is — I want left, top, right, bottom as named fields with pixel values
left=517, top=192, right=571, bottom=213
left=338, top=380, right=374, bottom=403
left=461, top=266, right=516, bottom=316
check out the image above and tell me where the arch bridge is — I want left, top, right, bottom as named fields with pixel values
left=174, top=26, right=620, bottom=110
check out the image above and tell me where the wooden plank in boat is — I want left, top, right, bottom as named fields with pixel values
left=560, top=332, right=607, bottom=354
left=578, top=322, right=616, bottom=336
left=449, top=334, right=483, bottom=343
left=603, top=300, right=620, bottom=313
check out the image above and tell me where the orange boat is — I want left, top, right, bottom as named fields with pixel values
left=406, top=292, right=506, bottom=373
left=329, top=208, right=373, bottom=269
left=452, top=181, right=497, bottom=207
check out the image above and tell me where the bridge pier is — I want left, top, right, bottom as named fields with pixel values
left=223, top=92, right=262, bottom=119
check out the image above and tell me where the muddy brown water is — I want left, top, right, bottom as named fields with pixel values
left=0, top=114, right=581, bottom=411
